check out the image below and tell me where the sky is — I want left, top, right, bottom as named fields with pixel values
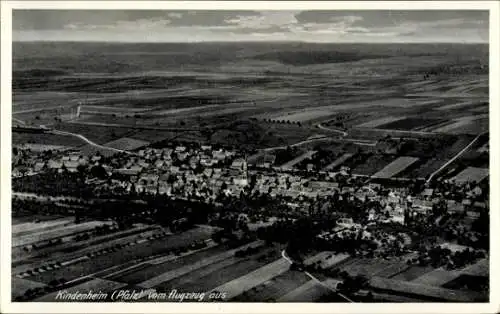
left=12, top=10, right=489, bottom=43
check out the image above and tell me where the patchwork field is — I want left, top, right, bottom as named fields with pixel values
left=118, top=242, right=263, bottom=287
left=451, top=167, right=489, bottom=184
left=13, top=221, right=114, bottom=248
left=12, top=42, right=489, bottom=302
left=12, top=278, right=47, bottom=300
left=357, top=116, right=405, bottom=128
left=153, top=246, right=283, bottom=293
left=280, top=150, right=317, bottom=170
left=20, top=227, right=212, bottom=285
left=369, top=276, right=485, bottom=302
left=352, top=155, right=397, bottom=176
left=378, top=118, right=446, bottom=131
left=272, top=109, right=335, bottom=123
left=372, top=157, right=419, bottom=179
left=12, top=208, right=489, bottom=302
left=13, top=217, right=74, bottom=236
left=323, top=153, right=353, bottom=171
left=103, top=137, right=150, bottom=151
left=211, top=258, right=290, bottom=300
left=233, top=270, right=310, bottom=302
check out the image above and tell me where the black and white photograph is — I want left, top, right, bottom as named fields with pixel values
left=1, top=1, right=499, bottom=313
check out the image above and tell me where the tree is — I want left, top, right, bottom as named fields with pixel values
left=76, top=164, right=87, bottom=177
left=90, top=165, right=107, bottom=179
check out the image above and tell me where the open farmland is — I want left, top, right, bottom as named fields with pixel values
left=13, top=221, right=114, bottom=248
left=372, top=157, right=419, bottom=179
left=211, top=258, right=290, bottom=300
left=352, top=155, right=397, bottom=176
left=357, top=116, right=406, bottom=128
left=272, top=109, right=335, bottom=123
left=435, top=100, right=488, bottom=111
left=103, top=137, right=150, bottom=151
left=411, top=268, right=466, bottom=287
left=13, top=131, right=84, bottom=147
left=153, top=245, right=283, bottom=293
left=120, top=241, right=264, bottom=287
left=278, top=280, right=332, bottom=302
left=80, top=105, right=154, bottom=114
left=232, top=270, right=310, bottom=302
left=11, top=278, right=47, bottom=299
left=389, top=265, right=436, bottom=282
left=12, top=225, right=160, bottom=268
left=280, top=151, right=317, bottom=170
left=338, top=258, right=400, bottom=277
left=323, top=153, right=353, bottom=171
left=369, top=276, right=486, bottom=302
left=13, top=218, right=74, bottom=236
left=54, top=123, right=138, bottom=145
left=378, top=118, right=446, bottom=131
left=11, top=40, right=489, bottom=303
left=22, top=226, right=213, bottom=285
left=451, top=167, right=489, bottom=184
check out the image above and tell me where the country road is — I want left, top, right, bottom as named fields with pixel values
left=259, top=136, right=338, bottom=152
left=66, top=120, right=201, bottom=132
left=12, top=117, right=27, bottom=125
left=281, top=250, right=355, bottom=303
left=13, top=105, right=78, bottom=115
left=317, top=124, right=349, bottom=136
left=50, top=129, right=136, bottom=155
left=426, top=132, right=486, bottom=183
left=259, top=130, right=375, bottom=152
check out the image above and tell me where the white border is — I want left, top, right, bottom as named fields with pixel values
left=1, top=1, right=499, bottom=313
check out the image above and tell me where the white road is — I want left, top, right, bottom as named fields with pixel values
left=49, top=129, right=136, bottom=155
left=426, top=132, right=486, bottom=184
left=281, top=250, right=354, bottom=303
left=13, top=117, right=27, bottom=125
left=317, top=124, right=349, bottom=137
left=259, top=136, right=337, bottom=152
left=13, top=105, right=75, bottom=115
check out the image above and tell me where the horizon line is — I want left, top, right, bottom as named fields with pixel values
left=12, top=40, right=489, bottom=45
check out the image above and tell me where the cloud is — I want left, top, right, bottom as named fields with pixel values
left=13, top=10, right=489, bottom=43
left=167, top=12, right=183, bottom=19
left=64, top=18, right=172, bottom=31
left=225, top=11, right=299, bottom=30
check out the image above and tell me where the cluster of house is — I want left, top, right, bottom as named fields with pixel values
left=11, top=147, right=101, bottom=177
left=96, top=146, right=251, bottom=199
left=251, top=173, right=341, bottom=199
left=13, top=143, right=487, bottom=225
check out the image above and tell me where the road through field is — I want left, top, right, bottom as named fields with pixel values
left=426, top=132, right=486, bottom=183
left=210, top=258, right=290, bottom=300
left=13, top=117, right=27, bottom=125
left=281, top=250, right=354, bottom=303
left=50, top=129, right=136, bottom=155
left=259, top=136, right=336, bottom=152
left=317, top=124, right=348, bottom=136
left=13, top=105, right=76, bottom=114
left=138, top=240, right=264, bottom=288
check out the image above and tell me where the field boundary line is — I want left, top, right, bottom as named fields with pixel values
left=426, top=132, right=486, bottom=183
left=281, top=250, right=355, bottom=303
left=137, top=240, right=264, bottom=288
left=50, top=129, right=136, bottom=155
left=209, top=258, right=290, bottom=300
